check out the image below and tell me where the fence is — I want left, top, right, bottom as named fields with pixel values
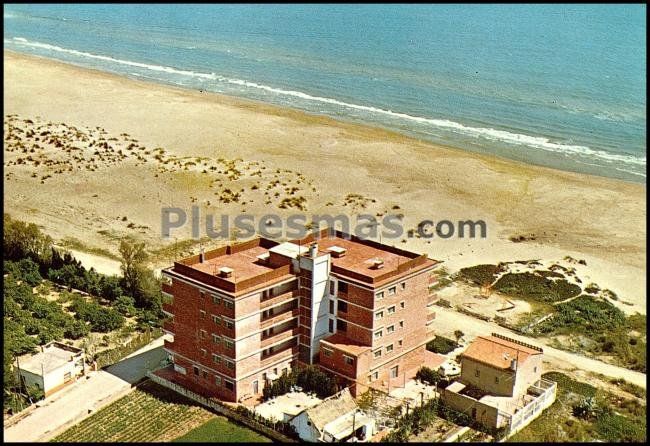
left=506, top=379, right=557, bottom=437
left=146, top=371, right=297, bottom=443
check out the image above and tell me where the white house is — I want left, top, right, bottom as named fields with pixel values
left=289, top=388, right=375, bottom=442
left=17, top=342, right=86, bottom=397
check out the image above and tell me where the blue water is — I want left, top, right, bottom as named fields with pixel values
left=4, top=4, right=646, bottom=182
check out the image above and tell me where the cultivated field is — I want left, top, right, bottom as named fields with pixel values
left=52, top=380, right=267, bottom=442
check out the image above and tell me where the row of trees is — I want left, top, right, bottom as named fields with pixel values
left=262, top=365, right=340, bottom=400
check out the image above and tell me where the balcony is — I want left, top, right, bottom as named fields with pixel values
left=162, top=302, right=174, bottom=315
left=260, top=308, right=299, bottom=330
left=163, top=320, right=175, bottom=335
left=426, top=312, right=436, bottom=324
left=261, top=327, right=299, bottom=349
left=427, top=293, right=438, bottom=307
left=163, top=339, right=175, bottom=352
left=260, top=290, right=298, bottom=310
left=162, top=282, right=173, bottom=296
left=260, top=345, right=299, bottom=367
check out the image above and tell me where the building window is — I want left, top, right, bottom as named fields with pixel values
left=337, top=320, right=347, bottom=332
left=63, top=371, right=72, bottom=381
left=200, top=329, right=206, bottom=339
left=200, top=348, right=207, bottom=357
left=224, top=320, right=234, bottom=330
left=338, top=301, right=348, bottom=313
left=200, top=291, right=205, bottom=299
left=373, top=350, right=382, bottom=359
left=329, top=280, right=335, bottom=295
left=338, top=282, right=348, bottom=294
left=376, top=291, right=384, bottom=300
left=193, top=366, right=199, bottom=376
left=401, top=282, right=406, bottom=290
left=375, top=311, right=383, bottom=320
left=224, top=339, right=234, bottom=350
left=398, top=339, right=403, bottom=347
left=343, top=355, right=354, bottom=366
left=387, top=305, right=395, bottom=315
left=534, top=366, right=537, bottom=373
left=200, top=310, right=206, bottom=319
left=400, top=301, right=405, bottom=309
left=390, top=365, right=399, bottom=378
left=399, top=320, right=404, bottom=328
left=202, top=370, right=208, bottom=379
left=388, top=286, right=396, bottom=295
left=323, top=348, right=333, bottom=357
left=213, top=354, right=221, bottom=364
left=212, top=334, right=220, bottom=344
left=475, top=369, right=480, bottom=378
left=387, top=325, right=395, bottom=334
left=386, top=344, right=393, bottom=353
left=372, top=371, right=379, bottom=380
left=225, top=380, right=234, bottom=391
left=212, top=315, right=221, bottom=325
left=329, top=300, right=335, bottom=314
left=224, top=300, right=234, bottom=310
left=495, top=376, right=499, bottom=384
left=215, top=375, right=222, bottom=386
left=374, top=330, right=383, bottom=339
left=328, top=319, right=334, bottom=333
left=225, top=360, right=235, bottom=370
left=213, top=295, right=221, bottom=305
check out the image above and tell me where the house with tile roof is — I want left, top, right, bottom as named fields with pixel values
left=441, top=333, right=556, bottom=436
left=289, top=388, right=375, bottom=442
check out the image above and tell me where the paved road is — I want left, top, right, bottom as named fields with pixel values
left=3, top=336, right=168, bottom=442
left=433, top=307, right=647, bottom=389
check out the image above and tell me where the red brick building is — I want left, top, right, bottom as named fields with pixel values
left=161, top=229, right=439, bottom=402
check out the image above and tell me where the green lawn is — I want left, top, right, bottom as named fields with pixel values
left=173, top=417, right=272, bottom=443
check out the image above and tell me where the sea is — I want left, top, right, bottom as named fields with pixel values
left=4, top=4, right=646, bottom=182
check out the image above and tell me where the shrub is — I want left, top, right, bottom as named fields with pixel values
left=415, top=366, right=442, bottom=386
left=458, top=264, right=500, bottom=286
left=426, top=336, right=458, bottom=354
left=494, top=272, right=581, bottom=302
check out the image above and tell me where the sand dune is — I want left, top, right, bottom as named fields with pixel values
left=3, top=50, right=646, bottom=314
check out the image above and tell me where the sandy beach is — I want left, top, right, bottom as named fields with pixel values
left=3, top=50, right=646, bottom=314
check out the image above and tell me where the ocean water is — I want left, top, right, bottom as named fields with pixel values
left=4, top=4, right=646, bottom=182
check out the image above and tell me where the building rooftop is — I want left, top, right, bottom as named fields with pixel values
left=18, top=342, right=83, bottom=375
left=320, top=333, right=372, bottom=356
left=292, top=229, right=439, bottom=286
left=305, top=388, right=358, bottom=432
left=169, top=238, right=295, bottom=294
left=190, top=244, right=274, bottom=283
left=254, top=391, right=322, bottom=422
left=460, top=334, right=543, bottom=370
left=168, top=228, right=438, bottom=293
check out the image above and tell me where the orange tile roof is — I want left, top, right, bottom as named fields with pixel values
left=460, top=335, right=542, bottom=369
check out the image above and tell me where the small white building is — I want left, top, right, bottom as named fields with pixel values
left=289, top=388, right=375, bottom=442
left=17, top=342, right=86, bottom=397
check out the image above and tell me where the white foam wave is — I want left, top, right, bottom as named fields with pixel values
left=7, top=37, right=646, bottom=170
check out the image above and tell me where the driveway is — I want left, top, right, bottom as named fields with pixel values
left=432, top=307, right=647, bottom=389
left=3, top=335, right=168, bottom=442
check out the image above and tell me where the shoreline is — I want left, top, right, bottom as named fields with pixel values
left=5, top=49, right=645, bottom=186
left=4, top=49, right=646, bottom=314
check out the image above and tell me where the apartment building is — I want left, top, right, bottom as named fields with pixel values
left=161, top=229, right=439, bottom=402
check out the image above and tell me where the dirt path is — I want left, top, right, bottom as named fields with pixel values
left=433, top=307, right=646, bottom=389
left=56, top=247, right=123, bottom=277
